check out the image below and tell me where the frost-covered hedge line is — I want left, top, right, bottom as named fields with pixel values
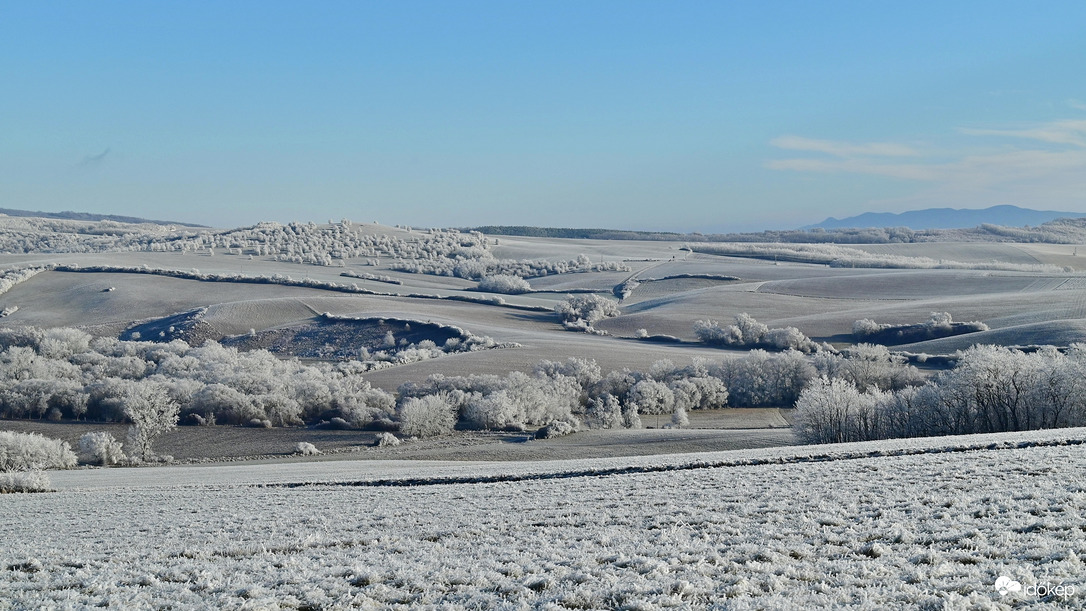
left=852, top=312, right=989, bottom=345
left=390, top=253, right=629, bottom=280
left=476, top=274, right=532, bottom=294
left=393, top=348, right=925, bottom=434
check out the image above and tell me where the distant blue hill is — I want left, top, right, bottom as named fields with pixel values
left=804, top=205, right=1086, bottom=230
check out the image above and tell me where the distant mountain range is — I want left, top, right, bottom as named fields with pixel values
left=804, top=205, right=1086, bottom=230
left=0, top=207, right=206, bottom=227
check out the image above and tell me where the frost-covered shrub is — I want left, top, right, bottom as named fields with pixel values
left=851, top=312, right=989, bottom=345
left=398, top=393, right=457, bottom=437
left=555, top=294, right=620, bottom=326
left=0, top=470, right=51, bottom=493
left=817, top=344, right=923, bottom=392
left=671, top=406, right=690, bottom=428
left=0, top=430, right=77, bottom=471
left=694, top=314, right=821, bottom=353
left=295, top=442, right=320, bottom=456
left=535, top=419, right=577, bottom=439
left=374, top=432, right=401, bottom=447
left=78, top=432, right=125, bottom=466
left=477, top=274, right=532, bottom=294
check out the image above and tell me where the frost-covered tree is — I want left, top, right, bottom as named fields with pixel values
left=584, top=393, right=624, bottom=429
left=123, top=383, right=179, bottom=461
left=671, top=406, right=689, bottom=428
left=793, top=377, right=881, bottom=444
left=628, top=379, right=674, bottom=428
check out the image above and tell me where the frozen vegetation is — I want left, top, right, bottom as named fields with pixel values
left=853, top=312, right=990, bottom=345
left=3, top=212, right=1086, bottom=606
left=694, top=313, right=826, bottom=353
left=554, top=294, right=622, bottom=334
left=796, top=345, right=1086, bottom=443
left=1, top=429, right=1083, bottom=607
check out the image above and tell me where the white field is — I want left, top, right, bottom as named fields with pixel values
left=2, top=428, right=1084, bottom=609
left=4, top=236, right=1086, bottom=358
left=4, top=221, right=1086, bottom=607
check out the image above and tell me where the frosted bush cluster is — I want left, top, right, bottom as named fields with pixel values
left=852, top=311, right=990, bottom=344
left=0, top=430, right=77, bottom=471
left=476, top=274, right=532, bottom=294
left=694, top=313, right=824, bottom=353
left=555, top=294, right=621, bottom=334
left=0, top=327, right=395, bottom=429
left=391, top=252, right=629, bottom=280
left=796, top=344, right=1086, bottom=443
left=78, top=432, right=125, bottom=466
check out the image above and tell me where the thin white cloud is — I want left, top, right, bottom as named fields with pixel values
left=959, top=120, right=1086, bottom=147
left=770, top=136, right=919, bottom=157
left=767, top=118, right=1086, bottom=210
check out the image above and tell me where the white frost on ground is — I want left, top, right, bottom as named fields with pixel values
left=2, top=429, right=1084, bottom=608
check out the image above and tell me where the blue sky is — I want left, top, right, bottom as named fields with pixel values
left=2, top=1, right=1086, bottom=231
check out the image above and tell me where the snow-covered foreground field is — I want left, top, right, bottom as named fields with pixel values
left=4, top=429, right=1084, bottom=609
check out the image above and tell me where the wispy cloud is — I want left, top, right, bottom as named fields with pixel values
left=768, top=117, right=1086, bottom=209
left=959, top=120, right=1086, bottom=147
left=79, top=148, right=111, bottom=169
left=770, top=136, right=919, bottom=157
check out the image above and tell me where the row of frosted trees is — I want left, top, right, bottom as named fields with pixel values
left=794, top=345, right=1086, bottom=443
left=5, top=325, right=1081, bottom=443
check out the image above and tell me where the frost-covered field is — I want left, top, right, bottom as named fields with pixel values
left=3, top=429, right=1084, bottom=609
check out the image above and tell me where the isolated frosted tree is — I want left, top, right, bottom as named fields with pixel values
left=123, top=383, right=179, bottom=461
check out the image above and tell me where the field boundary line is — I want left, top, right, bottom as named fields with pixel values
left=252, top=436, right=1086, bottom=490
